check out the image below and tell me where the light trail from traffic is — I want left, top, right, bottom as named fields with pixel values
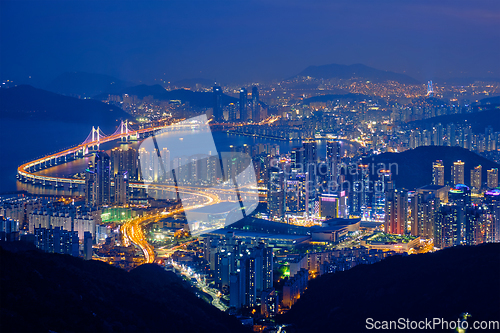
left=121, top=186, right=221, bottom=264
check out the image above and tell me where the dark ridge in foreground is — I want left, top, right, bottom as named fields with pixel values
left=280, top=243, right=500, bottom=332
left=0, top=243, right=247, bottom=333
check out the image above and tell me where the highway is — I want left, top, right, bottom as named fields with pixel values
left=121, top=186, right=221, bottom=264
left=171, top=260, right=229, bottom=312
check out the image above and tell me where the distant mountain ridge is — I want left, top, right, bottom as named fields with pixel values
left=95, top=84, right=238, bottom=108
left=171, top=78, right=215, bottom=88
left=45, top=72, right=134, bottom=97
left=0, top=85, right=130, bottom=130
left=303, top=93, right=374, bottom=104
left=295, top=63, right=420, bottom=84
left=433, top=77, right=500, bottom=85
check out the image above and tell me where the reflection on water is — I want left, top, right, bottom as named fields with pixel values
left=15, top=130, right=359, bottom=196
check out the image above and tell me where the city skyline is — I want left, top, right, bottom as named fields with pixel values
left=1, top=1, right=499, bottom=332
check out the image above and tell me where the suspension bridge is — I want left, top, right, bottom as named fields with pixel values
left=16, top=119, right=201, bottom=189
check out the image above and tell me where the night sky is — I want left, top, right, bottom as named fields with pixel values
left=1, top=0, right=499, bottom=85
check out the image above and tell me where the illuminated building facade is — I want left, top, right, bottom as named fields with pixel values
left=452, top=160, right=465, bottom=186
left=432, top=160, right=445, bottom=186
left=384, top=188, right=408, bottom=235
left=470, top=165, right=482, bottom=191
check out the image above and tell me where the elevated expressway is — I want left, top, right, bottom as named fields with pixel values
left=16, top=122, right=260, bottom=264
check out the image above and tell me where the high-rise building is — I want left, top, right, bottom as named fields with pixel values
left=470, top=165, right=482, bottom=191
left=84, top=231, right=93, bottom=260
left=94, top=151, right=111, bottom=206
left=435, top=184, right=472, bottom=248
left=384, top=188, right=408, bottom=235
left=34, top=226, right=79, bottom=257
left=213, top=85, right=223, bottom=121
left=239, top=88, right=248, bottom=122
left=285, top=174, right=306, bottom=214
left=268, top=167, right=285, bottom=220
left=114, top=170, right=129, bottom=205
left=432, top=160, right=445, bottom=186
left=84, top=166, right=96, bottom=207
left=446, top=123, right=456, bottom=146
left=373, top=170, right=393, bottom=217
left=319, top=194, right=338, bottom=219
left=111, top=147, right=138, bottom=180
left=303, top=140, right=318, bottom=166
left=432, top=123, right=443, bottom=146
left=291, top=147, right=305, bottom=173
left=484, top=189, right=500, bottom=242
left=303, top=140, right=317, bottom=215
left=487, top=168, right=499, bottom=188
left=227, top=243, right=274, bottom=310
left=452, top=160, right=465, bottom=185
left=410, top=189, right=440, bottom=239
left=251, top=86, right=260, bottom=123
left=326, top=141, right=341, bottom=186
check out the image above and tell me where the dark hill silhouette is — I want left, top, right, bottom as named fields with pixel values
left=478, top=95, right=500, bottom=106
left=0, top=243, right=248, bottom=333
left=434, top=77, right=500, bottom=85
left=303, top=93, right=374, bottom=104
left=95, top=84, right=238, bottom=108
left=409, top=108, right=500, bottom=133
left=411, top=96, right=450, bottom=107
left=45, top=72, right=134, bottom=97
left=295, top=63, right=419, bottom=84
left=171, top=78, right=214, bottom=89
left=362, top=146, right=500, bottom=190
left=0, top=85, right=130, bottom=131
left=280, top=243, right=500, bottom=333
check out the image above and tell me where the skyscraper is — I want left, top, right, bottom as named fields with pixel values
left=239, top=87, right=248, bottom=122
left=384, top=188, right=408, bottom=235
left=303, top=140, right=318, bottom=166
left=285, top=174, right=306, bottom=214
left=410, top=189, right=440, bottom=239
left=94, top=151, right=111, bottom=206
left=84, top=166, right=96, bottom=207
left=326, top=141, right=341, bottom=186
left=452, top=160, right=465, bottom=185
left=291, top=147, right=305, bottom=173
left=111, top=147, right=138, bottom=180
left=319, top=194, right=338, bottom=219
left=436, top=184, right=472, bottom=247
left=268, top=167, right=285, bottom=220
left=432, top=160, right=445, bottom=186
left=213, top=85, right=223, bottom=121
left=487, top=168, right=499, bottom=188
left=251, top=86, right=260, bottom=123
left=470, top=165, right=482, bottom=191
left=114, top=170, right=129, bottom=205
left=303, top=140, right=317, bottom=215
